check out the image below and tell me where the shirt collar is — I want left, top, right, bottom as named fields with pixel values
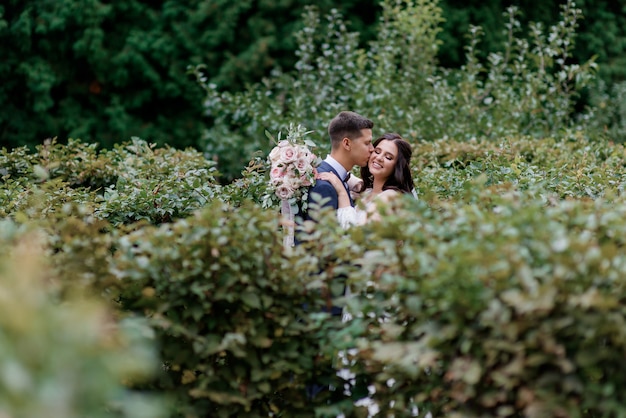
left=324, top=155, right=348, bottom=182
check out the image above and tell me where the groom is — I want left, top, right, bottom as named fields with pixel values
left=303, top=110, right=374, bottom=222
left=300, top=111, right=373, bottom=402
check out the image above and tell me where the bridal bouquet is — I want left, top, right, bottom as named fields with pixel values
left=264, top=123, right=320, bottom=248
left=265, top=123, right=320, bottom=212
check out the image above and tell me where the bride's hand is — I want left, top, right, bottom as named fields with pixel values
left=316, top=172, right=344, bottom=193
left=347, top=175, right=364, bottom=193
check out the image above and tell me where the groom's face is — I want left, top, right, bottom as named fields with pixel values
left=350, top=128, right=374, bottom=167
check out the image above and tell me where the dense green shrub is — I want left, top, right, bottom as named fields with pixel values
left=110, top=200, right=356, bottom=417
left=411, top=133, right=626, bottom=201
left=3, top=134, right=626, bottom=416
left=339, top=191, right=626, bottom=417
left=1, top=137, right=220, bottom=225
left=104, top=187, right=626, bottom=417
left=95, top=138, right=220, bottom=225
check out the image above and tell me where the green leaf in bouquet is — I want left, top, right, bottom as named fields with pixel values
left=264, top=129, right=276, bottom=145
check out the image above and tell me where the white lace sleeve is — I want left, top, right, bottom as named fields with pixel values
left=336, top=206, right=367, bottom=229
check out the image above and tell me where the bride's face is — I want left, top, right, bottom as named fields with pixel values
left=368, top=139, right=398, bottom=182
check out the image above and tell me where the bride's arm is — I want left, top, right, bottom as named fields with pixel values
left=316, top=172, right=350, bottom=208
left=316, top=172, right=364, bottom=228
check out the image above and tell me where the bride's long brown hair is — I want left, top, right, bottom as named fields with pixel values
left=360, top=133, right=415, bottom=194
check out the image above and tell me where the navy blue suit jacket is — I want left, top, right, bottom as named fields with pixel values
left=302, top=161, right=352, bottom=222
left=299, top=161, right=349, bottom=318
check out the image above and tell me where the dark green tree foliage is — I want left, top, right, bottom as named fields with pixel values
left=1, top=0, right=623, bottom=152
left=574, top=0, right=626, bottom=81
left=0, top=0, right=380, bottom=151
left=438, top=0, right=626, bottom=82
left=203, top=0, right=381, bottom=90
left=0, top=0, right=205, bottom=149
left=438, top=0, right=560, bottom=66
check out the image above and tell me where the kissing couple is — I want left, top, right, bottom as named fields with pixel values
left=302, top=110, right=416, bottom=229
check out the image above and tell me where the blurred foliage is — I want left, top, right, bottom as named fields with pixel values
left=338, top=191, right=626, bottom=417
left=111, top=200, right=343, bottom=416
left=3, top=131, right=626, bottom=416
left=0, top=226, right=165, bottom=418
left=588, top=79, right=626, bottom=141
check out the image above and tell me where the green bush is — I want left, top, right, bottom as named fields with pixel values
left=411, top=133, right=626, bottom=201
left=0, top=224, right=164, bottom=418
left=1, top=137, right=220, bottom=225
left=3, top=133, right=626, bottom=416
left=110, top=200, right=354, bottom=417
left=95, top=138, right=220, bottom=225
left=338, top=192, right=626, bottom=417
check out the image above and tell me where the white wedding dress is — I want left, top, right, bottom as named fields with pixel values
left=336, top=189, right=401, bottom=229
left=336, top=205, right=368, bottom=229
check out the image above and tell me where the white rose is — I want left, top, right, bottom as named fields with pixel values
left=281, top=171, right=299, bottom=188
left=269, top=146, right=281, bottom=162
left=296, top=145, right=309, bottom=159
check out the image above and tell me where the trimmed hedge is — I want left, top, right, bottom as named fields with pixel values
left=111, top=201, right=343, bottom=416
left=3, top=134, right=626, bottom=416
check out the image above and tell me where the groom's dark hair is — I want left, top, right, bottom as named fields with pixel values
left=328, top=111, right=374, bottom=149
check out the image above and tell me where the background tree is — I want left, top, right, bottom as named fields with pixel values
left=439, top=0, right=625, bottom=81
left=0, top=0, right=623, bottom=154
left=0, top=0, right=378, bottom=151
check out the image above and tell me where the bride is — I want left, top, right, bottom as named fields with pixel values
left=317, top=132, right=415, bottom=228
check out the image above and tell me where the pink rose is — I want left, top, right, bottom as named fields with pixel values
left=275, top=184, right=294, bottom=199
left=295, top=157, right=309, bottom=172
left=300, top=175, right=312, bottom=187
left=270, top=165, right=285, bottom=180
left=279, top=145, right=297, bottom=164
